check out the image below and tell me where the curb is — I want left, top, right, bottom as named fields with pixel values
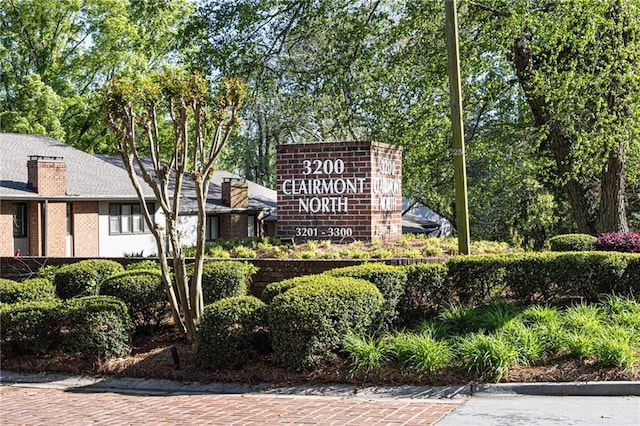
left=2, top=370, right=639, bottom=398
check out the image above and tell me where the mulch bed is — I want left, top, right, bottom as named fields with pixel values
left=3, top=324, right=638, bottom=387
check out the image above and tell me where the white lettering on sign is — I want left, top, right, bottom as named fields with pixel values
left=281, top=177, right=365, bottom=195
left=379, top=197, right=397, bottom=212
left=372, top=178, right=401, bottom=195
left=302, top=159, right=345, bottom=175
left=299, top=197, right=349, bottom=213
left=378, top=159, right=396, bottom=175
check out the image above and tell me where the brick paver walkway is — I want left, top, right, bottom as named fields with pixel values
left=0, top=385, right=462, bottom=425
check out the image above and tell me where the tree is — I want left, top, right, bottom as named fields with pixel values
left=1, top=0, right=194, bottom=152
left=102, top=70, right=245, bottom=340
left=470, top=0, right=640, bottom=234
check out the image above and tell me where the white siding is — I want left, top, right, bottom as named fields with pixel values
left=98, top=202, right=161, bottom=256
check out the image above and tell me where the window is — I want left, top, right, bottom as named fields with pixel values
left=247, top=215, right=255, bottom=237
left=109, top=203, right=153, bottom=234
left=12, top=203, right=27, bottom=238
left=206, top=215, right=219, bottom=241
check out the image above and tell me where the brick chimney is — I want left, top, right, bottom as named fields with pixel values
left=222, top=178, right=248, bottom=208
left=27, top=156, right=67, bottom=195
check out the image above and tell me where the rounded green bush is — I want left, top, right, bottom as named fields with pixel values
left=100, top=270, right=167, bottom=331
left=324, top=263, right=407, bottom=329
left=0, top=278, right=57, bottom=304
left=0, top=299, right=62, bottom=355
left=268, top=276, right=384, bottom=370
left=59, top=296, right=131, bottom=360
left=187, top=260, right=257, bottom=305
left=195, top=296, right=268, bottom=370
left=549, top=234, right=597, bottom=252
left=54, top=259, right=124, bottom=299
left=261, top=275, right=322, bottom=304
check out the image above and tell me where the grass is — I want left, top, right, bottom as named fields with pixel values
left=342, top=297, right=640, bottom=382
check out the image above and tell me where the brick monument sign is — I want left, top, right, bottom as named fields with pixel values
left=277, top=141, right=402, bottom=242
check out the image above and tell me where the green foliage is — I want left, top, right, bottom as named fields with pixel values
left=478, top=300, right=520, bottom=332
left=324, top=263, right=407, bottom=329
left=0, top=299, right=62, bottom=355
left=594, top=326, right=638, bottom=368
left=391, top=332, right=451, bottom=375
left=195, top=296, right=268, bottom=370
left=59, top=296, right=132, bottom=360
left=100, top=270, right=168, bottom=331
left=268, top=276, right=383, bottom=370
left=549, top=234, right=597, bottom=252
left=498, top=321, right=546, bottom=365
left=188, top=261, right=257, bottom=305
left=260, top=275, right=323, bottom=305
left=0, top=278, right=57, bottom=304
left=438, top=304, right=482, bottom=336
left=125, top=260, right=161, bottom=271
left=398, top=263, right=451, bottom=324
left=341, top=332, right=392, bottom=376
left=398, top=263, right=449, bottom=325
left=54, top=259, right=124, bottom=299
left=446, top=255, right=511, bottom=305
left=229, top=246, right=257, bottom=259
left=37, top=265, right=61, bottom=282
left=454, top=333, right=518, bottom=382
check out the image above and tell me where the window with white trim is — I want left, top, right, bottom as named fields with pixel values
left=109, top=203, right=153, bottom=234
left=247, top=214, right=255, bottom=237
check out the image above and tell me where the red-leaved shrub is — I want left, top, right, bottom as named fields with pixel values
left=595, top=231, right=640, bottom=253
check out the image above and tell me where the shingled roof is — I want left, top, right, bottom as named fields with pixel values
left=0, top=133, right=145, bottom=200
left=96, top=155, right=276, bottom=215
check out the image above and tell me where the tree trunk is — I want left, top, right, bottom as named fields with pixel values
left=597, top=144, right=628, bottom=233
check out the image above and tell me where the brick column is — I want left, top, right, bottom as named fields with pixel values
left=276, top=141, right=402, bottom=243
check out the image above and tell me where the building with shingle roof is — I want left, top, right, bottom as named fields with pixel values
left=1, top=134, right=276, bottom=257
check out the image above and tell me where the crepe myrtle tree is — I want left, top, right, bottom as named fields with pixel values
left=102, top=70, right=245, bottom=340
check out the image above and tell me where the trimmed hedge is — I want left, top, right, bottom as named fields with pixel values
left=443, top=252, right=638, bottom=308
left=268, top=275, right=383, bottom=370
left=0, top=299, right=62, bottom=355
left=549, top=234, right=597, bottom=252
left=60, top=296, right=132, bottom=360
left=187, top=260, right=258, bottom=305
left=195, top=296, right=268, bottom=370
left=399, top=263, right=449, bottom=325
left=261, top=275, right=319, bottom=304
left=0, top=278, right=57, bottom=304
left=324, top=263, right=407, bottom=329
left=54, top=259, right=124, bottom=299
left=100, top=270, right=168, bottom=331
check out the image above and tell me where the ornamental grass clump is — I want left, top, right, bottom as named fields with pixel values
left=454, top=332, right=518, bottom=381
left=594, top=326, right=638, bottom=368
left=391, top=332, right=452, bottom=375
left=438, top=304, right=482, bottom=335
left=341, top=332, right=392, bottom=376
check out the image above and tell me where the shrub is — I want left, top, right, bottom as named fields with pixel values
left=261, top=275, right=318, bottom=304
left=100, top=270, right=168, bottom=331
left=188, top=260, right=258, bottom=305
left=268, top=276, right=383, bottom=370
left=446, top=255, right=511, bottom=305
left=0, top=299, right=62, bottom=355
left=195, top=296, right=268, bottom=370
left=0, top=278, right=56, bottom=304
left=60, top=296, right=131, bottom=360
left=478, top=299, right=519, bottom=332
left=398, top=263, right=449, bottom=325
left=324, top=263, right=407, bottom=329
left=595, top=231, right=640, bottom=253
left=125, top=260, right=161, bottom=271
left=548, top=234, right=597, bottom=252
left=594, top=326, right=638, bottom=368
left=37, top=265, right=61, bottom=282
left=54, top=259, right=124, bottom=299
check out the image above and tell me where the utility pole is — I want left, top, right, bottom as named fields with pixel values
left=445, top=0, right=471, bottom=255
